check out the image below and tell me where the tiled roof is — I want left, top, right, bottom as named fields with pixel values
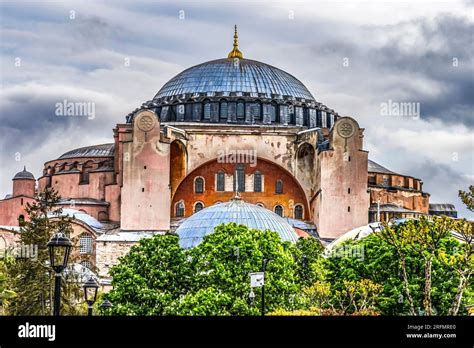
left=58, top=143, right=114, bottom=160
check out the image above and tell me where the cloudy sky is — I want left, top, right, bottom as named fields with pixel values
left=0, top=0, right=473, bottom=217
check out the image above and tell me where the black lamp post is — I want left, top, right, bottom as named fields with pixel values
left=261, top=258, right=272, bottom=316
left=99, top=298, right=113, bottom=315
left=83, top=277, right=99, bottom=316
left=47, top=232, right=72, bottom=316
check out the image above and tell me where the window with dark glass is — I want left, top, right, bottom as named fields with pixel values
left=280, top=105, right=289, bottom=125
left=303, top=108, right=309, bottom=127
left=263, top=103, right=276, bottom=123
left=220, top=101, right=228, bottom=120
left=193, top=103, right=202, bottom=121
left=160, top=106, right=169, bottom=122
left=275, top=180, right=283, bottom=194
left=246, top=102, right=261, bottom=123
left=194, top=202, right=204, bottom=213
left=185, top=103, right=193, bottom=121
left=210, top=102, right=219, bottom=122
left=294, top=205, right=303, bottom=219
left=195, top=177, right=204, bottom=193
left=204, top=102, right=211, bottom=120
left=289, top=105, right=296, bottom=125
left=176, top=202, right=184, bottom=217
left=216, top=171, right=225, bottom=191
left=237, top=102, right=245, bottom=120
left=316, top=110, right=322, bottom=127
left=234, top=164, right=245, bottom=192
left=254, top=171, right=262, bottom=192
left=227, top=102, right=236, bottom=122
left=274, top=205, right=283, bottom=217
left=295, top=107, right=303, bottom=126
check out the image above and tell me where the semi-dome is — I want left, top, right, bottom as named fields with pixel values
left=13, top=166, right=35, bottom=180
left=58, top=143, right=114, bottom=160
left=154, top=58, right=315, bottom=101
left=175, top=197, right=299, bottom=248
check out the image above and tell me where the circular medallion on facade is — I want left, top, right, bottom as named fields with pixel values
left=137, top=113, right=156, bottom=132
left=337, top=121, right=355, bottom=138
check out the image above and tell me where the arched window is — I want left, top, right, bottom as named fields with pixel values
left=234, top=164, right=245, bottom=192
left=81, top=161, right=93, bottom=184
left=98, top=211, right=109, bottom=221
left=18, top=215, right=25, bottom=226
left=294, top=205, right=304, bottom=220
left=237, top=101, right=245, bottom=120
left=274, top=205, right=283, bottom=217
left=194, top=202, right=204, bottom=213
left=254, top=171, right=262, bottom=192
left=216, top=171, right=225, bottom=191
left=256, top=203, right=265, bottom=208
left=79, top=234, right=93, bottom=254
left=275, top=180, right=283, bottom=194
left=175, top=201, right=185, bottom=217
left=203, top=101, right=211, bottom=120
left=220, top=101, right=228, bottom=121
left=195, top=177, right=204, bottom=193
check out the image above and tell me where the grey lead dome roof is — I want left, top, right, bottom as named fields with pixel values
left=154, top=58, right=315, bottom=101
left=58, top=143, right=114, bottom=160
left=13, top=167, right=35, bottom=180
left=176, top=198, right=300, bottom=249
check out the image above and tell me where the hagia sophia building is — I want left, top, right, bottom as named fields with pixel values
left=0, top=27, right=456, bottom=282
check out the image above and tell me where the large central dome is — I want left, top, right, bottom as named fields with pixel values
left=128, top=26, right=338, bottom=128
left=154, top=58, right=315, bottom=101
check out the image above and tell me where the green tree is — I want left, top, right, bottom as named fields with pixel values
left=6, top=188, right=82, bottom=315
left=458, top=185, right=474, bottom=211
left=182, top=223, right=301, bottom=315
left=325, top=231, right=472, bottom=315
left=293, top=236, right=325, bottom=287
left=0, top=258, right=16, bottom=315
left=107, top=233, right=191, bottom=315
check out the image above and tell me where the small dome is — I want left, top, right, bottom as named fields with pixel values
left=13, top=166, right=35, bottom=180
left=175, top=197, right=299, bottom=248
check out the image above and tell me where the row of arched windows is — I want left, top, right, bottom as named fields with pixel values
left=159, top=100, right=337, bottom=128
left=174, top=201, right=304, bottom=219
left=194, top=174, right=284, bottom=193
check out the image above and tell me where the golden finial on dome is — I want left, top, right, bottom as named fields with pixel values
left=227, top=25, right=243, bottom=59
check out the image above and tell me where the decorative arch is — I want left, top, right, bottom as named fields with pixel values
left=193, top=201, right=204, bottom=213
left=294, top=204, right=304, bottom=220
left=274, top=205, right=284, bottom=217
left=170, top=140, right=188, bottom=197
left=295, top=142, right=315, bottom=191
left=175, top=200, right=185, bottom=217
left=172, top=157, right=310, bottom=219
left=194, top=176, right=205, bottom=193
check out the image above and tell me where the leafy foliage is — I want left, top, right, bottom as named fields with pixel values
left=107, top=233, right=191, bottom=315
left=6, top=188, right=82, bottom=315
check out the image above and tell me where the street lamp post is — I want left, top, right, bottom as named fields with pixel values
left=99, top=298, right=113, bottom=315
left=83, top=277, right=99, bottom=316
left=261, top=258, right=271, bottom=316
left=47, top=232, right=72, bottom=316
